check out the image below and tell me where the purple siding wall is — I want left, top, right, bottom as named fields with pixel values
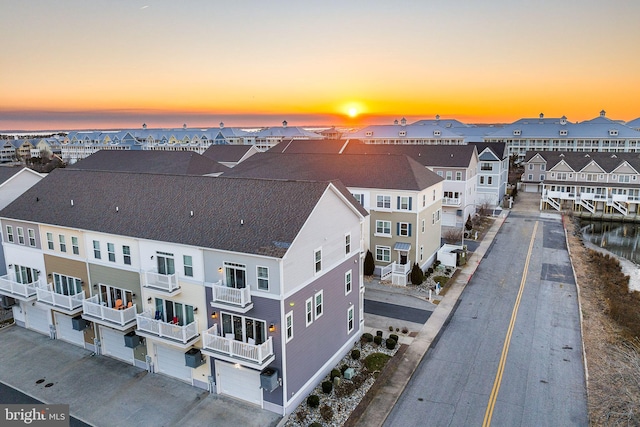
left=284, top=254, right=361, bottom=397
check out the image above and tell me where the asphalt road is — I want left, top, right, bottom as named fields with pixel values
left=384, top=212, right=588, bottom=426
left=364, top=300, right=432, bottom=324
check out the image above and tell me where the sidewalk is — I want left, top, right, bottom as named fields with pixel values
left=353, top=211, right=510, bottom=427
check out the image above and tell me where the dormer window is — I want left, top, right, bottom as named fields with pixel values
left=609, top=129, right=619, bottom=136
left=513, top=130, right=521, bottom=136
left=399, top=131, right=406, bottom=137
left=559, top=130, right=568, bottom=136
left=365, top=131, right=373, bottom=137
left=433, top=130, right=441, bottom=136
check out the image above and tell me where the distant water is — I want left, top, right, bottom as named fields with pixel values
left=580, top=220, right=640, bottom=266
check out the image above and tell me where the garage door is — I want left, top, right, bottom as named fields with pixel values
left=100, top=327, right=134, bottom=364
left=25, top=305, right=50, bottom=335
left=155, top=344, right=191, bottom=383
left=216, top=361, right=262, bottom=406
left=55, top=312, right=85, bottom=348
left=441, top=212, right=457, bottom=227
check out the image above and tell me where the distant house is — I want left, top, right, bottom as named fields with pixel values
left=253, top=121, right=323, bottom=151
left=470, top=142, right=509, bottom=207
left=0, top=169, right=367, bottom=415
left=349, top=118, right=465, bottom=145
left=224, top=152, right=444, bottom=282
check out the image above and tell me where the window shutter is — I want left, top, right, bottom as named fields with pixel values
left=408, top=224, right=412, bottom=237
left=408, top=197, right=412, bottom=210
left=397, top=196, right=401, bottom=209
left=396, top=222, right=400, bottom=236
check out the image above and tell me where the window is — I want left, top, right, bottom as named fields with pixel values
left=155, top=297, right=195, bottom=326
left=257, top=266, right=269, bottom=290
left=93, top=240, right=101, bottom=259
left=619, top=175, right=631, bottom=183
left=481, top=162, right=492, bottom=171
left=47, top=232, right=54, bottom=250
left=480, top=176, right=485, bottom=185
left=286, top=311, right=294, bottom=342
left=99, top=284, right=133, bottom=309
left=224, top=262, right=245, bottom=288
left=446, top=171, right=452, bottom=180
left=71, top=236, right=79, bottom=255
left=107, top=243, right=116, bottom=262
left=488, top=177, right=493, bottom=185
left=6, top=225, right=13, bottom=243
left=528, top=164, right=533, bottom=170
left=437, top=171, right=443, bottom=177
left=59, top=235, right=66, bottom=252
left=432, top=190, right=436, bottom=201
left=376, top=246, right=391, bottom=263
left=53, top=273, right=82, bottom=296
left=314, top=249, right=322, bottom=273
left=345, top=233, right=351, bottom=255
left=315, top=290, right=324, bottom=319
left=157, top=251, right=176, bottom=275
left=397, top=222, right=411, bottom=237
left=306, top=298, right=313, bottom=326
left=347, top=306, right=354, bottom=334
left=183, top=255, right=193, bottom=277
left=420, top=246, right=424, bottom=261
left=345, top=270, right=352, bottom=295
left=28, top=229, right=36, bottom=247
left=352, top=193, right=364, bottom=206
left=528, top=174, right=533, bottom=180
left=421, top=219, right=425, bottom=233
left=17, top=227, right=24, bottom=245
left=376, top=195, right=391, bottom=209
left=12, top=265, right=39, bottom=285
left=375, top=220, right=391, bottom=236
left=423, top=194, right=426, bottom=207
left=398, top=196, right=411, bottom=210
left=455, top=171, right=462, bottom=181
left=436, top=209, right=441, bottom=222
left=540, top=165, right=546, bottom=171
left=123, top=245, right=131, bottom=265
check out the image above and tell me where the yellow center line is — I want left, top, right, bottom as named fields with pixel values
left=482, top=220, right=538, bottom=427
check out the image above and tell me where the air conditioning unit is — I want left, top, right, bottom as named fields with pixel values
left=124, top=331, right=141, bottom=348
left=71, top=316, right=89, bottom=331
left=260, top=367, right=279, bottom=392
left=1, top=295, right=16, bottom=309
left=185, top=348, right=205, bottom=368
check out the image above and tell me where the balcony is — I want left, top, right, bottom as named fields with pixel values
left=207, top=281, right=253, bottom=313
left=82, top=295, right=137, bottom=331
left=201, top=326, right=275, bottom=370
left=380, top=260, right=411, bottom=286
left=135, top=310, right=199, bottom=348
left=0, top=275, right=41, bottom=301
left=442, top=197, right=461, bottom=206
left=36, top=285, right=84, bottom=315
left=143, top=271, right=180, bottom=296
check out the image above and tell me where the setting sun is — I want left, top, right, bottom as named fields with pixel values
left=348, top=107, right=358, bottom=118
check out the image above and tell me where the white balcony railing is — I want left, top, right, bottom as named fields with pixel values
left=202, top=326, right=274, bottom=366
left=442, top=197, right=461, bottom=206
left=0, top=275, right=41, bottom=300
left=143, top=271, right=180, bottom=294
left=82, top=295, right=137, bottom=327
left=36, top=285, right=84, bottom=311
left=136, top=310, right=198, bottom=344
left=208, top=281, right=252, bottom=309
left=380, top=260, right=411, bottom=284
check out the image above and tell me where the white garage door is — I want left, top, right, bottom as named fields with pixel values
left=155, top=344, right=191, bottom=383
left=55, top=312, right=85, bottom=348
left=441, top=212, right=457, bottom=227
left=26, top=305, right=50, bottom=335
left=100, top=327, right=134, bottom=364
left=216, top=361, right=262, bottom=406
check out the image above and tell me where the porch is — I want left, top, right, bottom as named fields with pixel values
left=135, top=310, right=199, bottom=348
left=0, top=275, right=41, bottom=301
left=207, top=280, right=253, bottom=313
left=143, top=271, right=181, bottom=296
left=82, top=295, right=137, bottom=330
left=36, top=285, right=84, bottom=315
left=201, top=325, right=274, bottom=370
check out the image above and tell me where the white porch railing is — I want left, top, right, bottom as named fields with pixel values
left=442, top=197, right=461, bottom=206
left=612, top=201, right=628, bottom=215
left=202, top=326, right=274, bottom=365
left=36, top=285, right=84, bottom=311
left=578, top=198, right=595, bottom=213
left=82, top=295, right=136, bottom=327
left=208, top=281, right=252, bottom=308
left=136, top=310, right=198, bottom=344
left=143, top=271, right=180, bottom=293
left=542, top=195, right=561, bottom=211
left=0, top=275, right=41, bottom=299
left=380, top=261, right=411, bottom=285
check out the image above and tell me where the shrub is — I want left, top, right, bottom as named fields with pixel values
left=465, top=215, right=473, bottom=231
left=427, top=267, right=434, bottom=275
left=352, top=372, right=368, bottom=388
left=351, top=349, right=361, bottom=360
left=388, top=326, right=394, bottom=331
left=376, top=330, right=383, bottom=337
left=320, top=404, right=333, bottom=422
left=322, top=380, right=333, bottom=394
left=334, top=381, right=357, bottom=397
left=330, top=369, right=341, bottom=380
left=434, top=260, right=441, bottom=267
left=361, top=332, right=373, bottom=343
left=364, top=250, right=375, bottom=276
left=402, top=327, right=409, bottom=334
left=396, top=327, right=399, bottom=332
left=386, top=338, right=397, bottom=350
left=373, top=335, right=382, bottom=345
left=340, top=364, right=349, bottom=374
left=296, top=409, right=308, bottom=423
left=410, top=263, right=424, bottom=285
left=389, top=334, right=399, bottom=342
left=364, top=352, right=391, bottom=372
left=307, top=394, right=320, bottom=408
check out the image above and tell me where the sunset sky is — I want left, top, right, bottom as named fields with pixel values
left=1, top=0, right=639, bottom=130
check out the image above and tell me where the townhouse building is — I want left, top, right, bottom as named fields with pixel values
left=485, top=111, right=640, bottom=162
left=521, top=151, right=640, bottom=219
left=349, top=117, right=466, bottom=145
left=469, top=142, right=509, bottom=208
left=224, top=153, right=443, bottom=284
left=0, top=169, right=367, bottom=415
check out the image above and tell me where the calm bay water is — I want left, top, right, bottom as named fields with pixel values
left=580, top=220, right=640, bottom=266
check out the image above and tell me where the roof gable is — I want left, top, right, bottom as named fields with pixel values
left=548, top=159, right=574, bottom=172
left=611, top=161, right=639, bottom=175
left=579, top=160, right=606, bottom=173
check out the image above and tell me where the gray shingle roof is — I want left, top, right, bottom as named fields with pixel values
left=341, top=141, right=477, bottom=168
left=0, top=166, right=27, bottom=185
left=267, top=139, right=348, bottom=154
left=522, top=151, right=640, bottom=173
left=0, top=169, right=361, bottom=257
left=201, top=145, right=256, bottom=162
left=223, top=153, right=443, bottom=191
left=68, top=150, right=229, bottom=175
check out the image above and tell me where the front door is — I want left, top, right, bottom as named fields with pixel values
left=399, top=253, right=408, bottom=265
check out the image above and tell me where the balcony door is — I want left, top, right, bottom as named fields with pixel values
left=13, top=265, right=39, bottom=284
left=155, top=298, right=194, bottom=326
left=53, top=273, right=82, bottom=296
left=221, top=313, right=265, bottom=345
left=224, top=262, right=246, bottom=289
left=156, top=252, right=175, bottom=275
left=99, top=284, right=133, bottom=309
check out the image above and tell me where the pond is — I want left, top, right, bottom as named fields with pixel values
left=580, top=220, right=640, bottom=266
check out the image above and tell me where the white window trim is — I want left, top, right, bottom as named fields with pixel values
left=17, top=227, right=24, bottom=245
left=6, top=225, right=13, bottom=243
left=347, top=306, right=354, bottom=334
left=345, top=270, right=352, bottom=295
left=375, top=194, right=392, bottom=210
left=345, top=233, right=351, bottom=256
left=305, top=297, right=313, bottom=327
left=28, top=228, right=36, bottom=247
left=314, top=290, right=324, bottom=320
left=376, top=245, right=391, bottom=263
left=398, top=222, right=410, bottom=237
left=285, top=311, right=294, bottom=342
left=375, top=220, right=392, bottom=237
left=314, top=247, right=322, bottom=274
left=257, top=266, right=269, bottom=291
